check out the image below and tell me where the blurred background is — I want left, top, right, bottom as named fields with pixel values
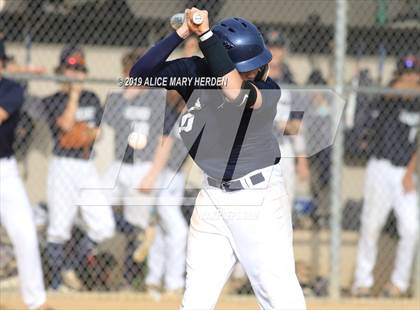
left=0, top=0, right=419, bottom=307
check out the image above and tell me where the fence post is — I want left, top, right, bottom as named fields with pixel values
left=330, top=0, right=347, bottom=299
left=415, top=132, right=420, bottom=298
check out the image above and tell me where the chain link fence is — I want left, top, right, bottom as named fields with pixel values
left=0, top=0, right=419, bottom=305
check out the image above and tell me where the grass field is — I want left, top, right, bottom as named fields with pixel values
left=1, top=292, right=419, bottom=310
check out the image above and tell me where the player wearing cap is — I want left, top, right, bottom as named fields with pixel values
left=130, top=8, right=306, bottom=309
left=267, top=31, right=309, bottom=205
left=353, top=53, right=419, bottom=297
left=0, top=38, right=51, bottom=310
left=42, top=45, right=115, bottom=290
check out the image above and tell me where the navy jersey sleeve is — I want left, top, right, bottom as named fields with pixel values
left=135, top=56, right=202, bottom=102
left=129, top=32, right=183, bottom=79
left=289, top=112, right=304, bottom=121
left=0, top=81, right=24, bottom=115
left=129, top=31, right=204, bottom=101
left=155, top=57, right=201, bottom=100
left=289, top=92, right=304, bottom=121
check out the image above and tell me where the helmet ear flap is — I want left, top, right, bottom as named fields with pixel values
left=255, top=64, right=269, bottom=82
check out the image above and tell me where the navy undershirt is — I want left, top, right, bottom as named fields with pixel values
left=0, top=77, right=24, bottom=158
left=371, top=95, right=419, bottom=167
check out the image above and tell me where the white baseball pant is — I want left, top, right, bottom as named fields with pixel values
left=145, top=171, right=187, bottom=290
left=279, top=139, right=296, bottom=204
left=104, top=161, right=187, bottom=289
left=354, top=158, right=419, bottom=292
left=104, top=162, right=159, bottom=229
left=0, top=157, right=46, bottom=309
left=232, top=141, right=296, bottom=284
left=181, top=164, right=306, bottom=310
left=47, top=156, right=115, bottom=244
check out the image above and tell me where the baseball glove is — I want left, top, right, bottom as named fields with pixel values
left=59, top=122, right=96, bottom=150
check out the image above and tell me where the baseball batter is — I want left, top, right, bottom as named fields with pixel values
left=353, top=54, right=419, bottom=297
left=42, top=45, right=115, bottom=289
left=0, top=39, right=49, bottom=310
left=130, top=8, right=306, bottom=309
left=103, top=48, right=187, bottom=291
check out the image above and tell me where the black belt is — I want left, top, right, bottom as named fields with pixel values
left=207, top=172, right=265, bottom=192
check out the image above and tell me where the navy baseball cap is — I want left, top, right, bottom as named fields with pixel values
left=307, top=69, right=327, bottom=85
left=397, top=54, right=419, bottom=73
left=57, top=45, right=87, bottom=73
left=266, top=30, right=287, bottom=48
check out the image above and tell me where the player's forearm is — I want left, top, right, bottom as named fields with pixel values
left=198, top=33, right=237, bottom=97
left=6, top=62, right=47, bottom=75
left=198, top=33, right=262, bottom=108
left=284, top=120, right=302, bottom=136
left=0, top=107, right=10, bottom=123
left=129, top=32, right=184, bottom=79
left=148, top=135, right=175, bottom=178
left=57, top=92, right=79, bottom=131
left=406, top=151, right=417, bottom=175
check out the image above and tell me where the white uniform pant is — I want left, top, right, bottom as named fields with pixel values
left=0, top=157, right=46, bottom=309
left=145, top=172, right=187, bottom=290
left=104, top=162, right=187, bottom=289
left=354, top=158, right=419, bottom=292
left=181, top=164, right=306, bottom=310
left=232, top=145, right=296, bottom=282
left=47, top=156, right=115, bottom=244
left=104, top=162, right=153, bottom=229
left=279, top=140, right=296, bottom=204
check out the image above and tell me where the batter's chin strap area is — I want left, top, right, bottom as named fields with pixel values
left=255, top=64, right=269, bottom=82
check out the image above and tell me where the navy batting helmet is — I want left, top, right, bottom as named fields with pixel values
left=212, top=17, right=272, bottom=73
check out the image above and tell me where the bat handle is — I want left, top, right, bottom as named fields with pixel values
left=192, top=12, right=204, bottom=25
left=170, top=12, right=203, bottom=30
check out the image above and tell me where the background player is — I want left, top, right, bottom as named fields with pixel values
left=103, top=48, right=187, bottom=293
left=268, top=32, right=309, bottom=203
left=353, top=53, right=419, bottom=297
left=0, top=38, right=50, bottom=310
left=42, top=45, right=115, bottom=290
left=130, top=8, right=306, bottom=309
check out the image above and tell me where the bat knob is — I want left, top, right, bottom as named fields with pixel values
left=192, top=13, right=203, bottom=25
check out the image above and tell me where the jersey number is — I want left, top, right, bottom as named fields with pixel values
left=179, top=113, right=194, bottom=133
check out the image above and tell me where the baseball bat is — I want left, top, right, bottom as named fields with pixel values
left=170, top=12, right=203, bottom=30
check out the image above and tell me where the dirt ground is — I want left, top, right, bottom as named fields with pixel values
left=0, top=292, right=419, bottom=310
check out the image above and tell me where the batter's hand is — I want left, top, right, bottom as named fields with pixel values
left=402, top=171, right=415, bottom=193
left=187, top=7, right=209, bottom=36
left=69, top=71, right=86, bottom=95
left=296, top=157, right=310, bottom=181
left=138, top=172, right=158, bottom=194
left=176, top=9, right=191, bottom=39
